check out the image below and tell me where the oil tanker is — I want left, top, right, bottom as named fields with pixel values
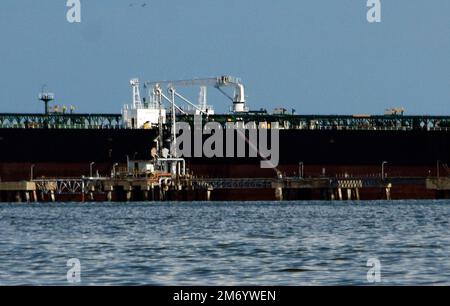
left=1, top=76, right=449, bottom=199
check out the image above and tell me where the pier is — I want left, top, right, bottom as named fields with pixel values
left=0, top=176, right=442, bottom=203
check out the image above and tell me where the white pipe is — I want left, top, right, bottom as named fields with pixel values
left=170, top=89, right=177, bottom=158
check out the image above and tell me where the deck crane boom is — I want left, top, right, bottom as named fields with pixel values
left=144, top=75, right=248, bottom=113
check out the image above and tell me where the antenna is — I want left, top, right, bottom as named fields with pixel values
left=38, top=85, right=55, bottom=115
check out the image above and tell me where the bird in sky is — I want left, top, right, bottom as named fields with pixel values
left=129, top=2, right=148, bottom=8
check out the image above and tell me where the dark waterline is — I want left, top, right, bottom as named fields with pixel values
left=1, top=200, right=450, bottom=285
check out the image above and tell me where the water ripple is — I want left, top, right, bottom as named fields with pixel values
left=1, top=200, right=450, bottom=285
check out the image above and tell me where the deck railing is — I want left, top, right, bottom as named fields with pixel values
left=2, top=113, right=450, bottom=131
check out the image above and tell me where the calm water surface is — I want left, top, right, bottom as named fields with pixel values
left=1, top=200, right=450, bottom=285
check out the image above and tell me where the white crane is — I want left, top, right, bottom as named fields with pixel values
left=144, top=75, right=248, bottom=114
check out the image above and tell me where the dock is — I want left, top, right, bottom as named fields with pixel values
left=0, top=175, right=445, bottom=203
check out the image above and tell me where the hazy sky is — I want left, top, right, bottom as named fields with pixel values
left=0, top=0, right=448, bottom=114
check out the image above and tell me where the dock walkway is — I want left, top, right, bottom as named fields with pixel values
left=0, top=176, right=443, bottom=202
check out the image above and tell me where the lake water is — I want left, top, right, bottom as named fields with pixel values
left=1, top=200, right=450, bottom=285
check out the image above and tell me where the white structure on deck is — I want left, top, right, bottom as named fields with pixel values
left=122, top=78, right=166, bottom=128
left=123, top=75, right=248, bottom=129
left=144, top=75, right=248, bottom=115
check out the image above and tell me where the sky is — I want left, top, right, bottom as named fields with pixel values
left=0, top=0, right=448, bottom=115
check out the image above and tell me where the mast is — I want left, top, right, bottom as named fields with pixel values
left=38, top=85, right=54, bottom=115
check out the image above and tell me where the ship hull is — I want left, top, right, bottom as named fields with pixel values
left=1, top=128, right=449, bottom=179
left=0, top=128, right=158, bottom=180
left=0, top=128, right=449, bottom=200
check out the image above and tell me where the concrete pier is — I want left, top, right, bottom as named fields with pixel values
left=0, top=176, right=440, bottom=202
left=0, top=182, right=36, bottom=202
